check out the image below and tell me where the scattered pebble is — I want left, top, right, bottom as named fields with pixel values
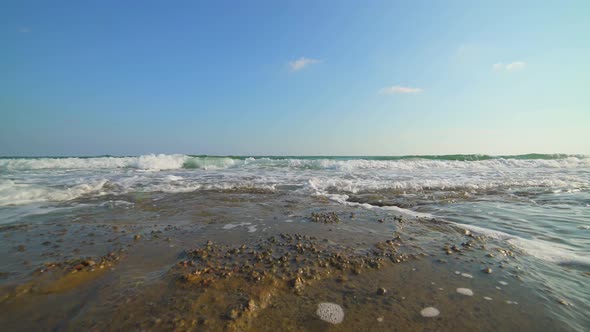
left=377, top=317, right=384, bottom=322
left=457, top=288, right=474, bottom=296
left=506, top=300, right=518, bottom=305
left=377, top=287, right=387, bottom=295
left=496, top=286, right=502, bottom=290
left=420, top=307, right=440, bottom=318
left=499, top=281, right=508, bottom=286
left=482, top=267, right=492, bottom=274
left=316, top=302, right=344, bottom=324
left=461, top=273, right=473, bottom=279
left=455, top=271, right=461, bottom=275
left=484, top=296, right=493, bottom=301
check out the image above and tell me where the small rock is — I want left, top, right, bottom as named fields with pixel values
left=482, top=267, right=492, bottom=274
left=376, top=287, right=387, bottom=295
left=134, top=234, right=141, bottom=240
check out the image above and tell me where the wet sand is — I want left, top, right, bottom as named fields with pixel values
left=0, top=191, right=578, bottom=331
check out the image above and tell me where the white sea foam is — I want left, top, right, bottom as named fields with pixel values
left=454, top=223, right=590, bottom=267
left=319, top=192, right=429, bottom=218
left=1, top=154, right=588, bottom=171
left=0, top=178, right=109, bottom=206
left=0, top=154, right=235, bottom=171
left=457, top=288, right=474, bottom=296
left=316, top=302, right=344, bottom=324
left=222, top=222, right=252, bottom=230
left=420, top=307, right=440, bottom=317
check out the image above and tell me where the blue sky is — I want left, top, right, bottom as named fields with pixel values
left=1, top=0, right=589, bottom=156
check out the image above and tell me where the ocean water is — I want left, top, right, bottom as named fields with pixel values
left=1, top=154, right=589, bottom=257
left=1, top=154, right=589, bottom=330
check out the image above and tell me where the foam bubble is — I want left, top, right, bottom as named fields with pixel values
left=316, top=302, right=344, bottom=324
left=420, top=307, right=440, bottom=317
left=457, top=288, right=474, bottom=296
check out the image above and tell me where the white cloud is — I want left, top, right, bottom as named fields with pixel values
left=493, top=61, right=526, bottom=72
left=289, top=57, right=320, bottom=72
left=505, top=61, right=526, bottom=71
left=379, top=86, right=423, bottom=94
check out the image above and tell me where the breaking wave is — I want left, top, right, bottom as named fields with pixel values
left=0, top=154, right=588, bottom=171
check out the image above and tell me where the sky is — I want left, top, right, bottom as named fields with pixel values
left=1, top=0, right=589, bottom=156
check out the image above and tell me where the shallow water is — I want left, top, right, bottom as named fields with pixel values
left=0, top=154, right=589, bottom=331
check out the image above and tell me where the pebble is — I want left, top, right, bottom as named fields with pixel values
left=377, top=317, right=384, bottom=322
left=377, top=287, right=387, bottom=295
left=461, top=273, right=473, bottom=278
left=498, top=281, right=508, bottom=286
left=483, top=296, right=493, bottom=301
left=456, top=288, right=474, bottom=296
left=482, top=267, right=492, bottom=274
left=420, top=307, right=440, bottom=317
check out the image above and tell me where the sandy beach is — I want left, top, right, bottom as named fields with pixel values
left=1, top=189, right=583, bottom=331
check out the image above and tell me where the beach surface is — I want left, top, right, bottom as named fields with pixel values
left=0, top=155, right=588, bottom=331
